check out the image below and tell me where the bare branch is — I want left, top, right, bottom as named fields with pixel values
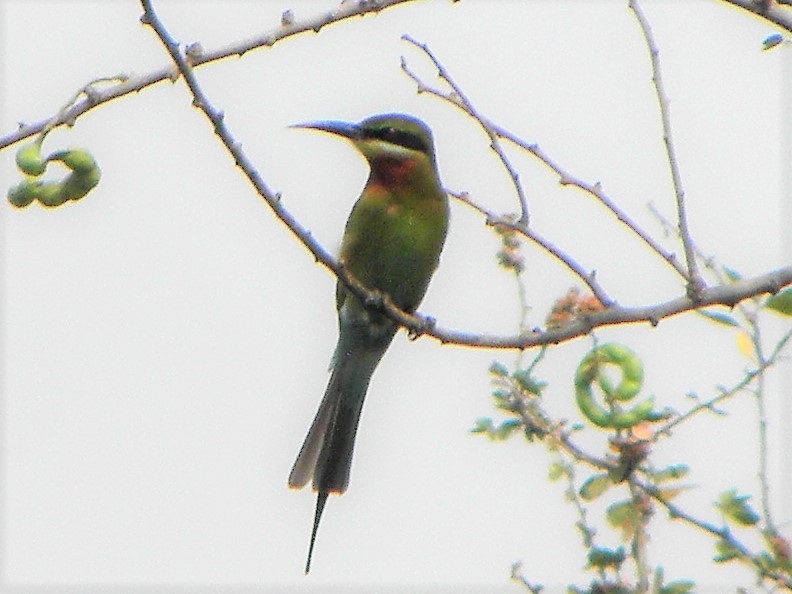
left=139, top=1, right=792, bottom=352
left=400, top=35, right=694, bottom=285
left=448, top=189, right=614, bottom=307
left=630, top=0, right=705, bottom=299
left=0, top=0, right=421, bottom=151
left=718, top=0, right=792, bottom=33
left=401, top=35, right=532, bottom=225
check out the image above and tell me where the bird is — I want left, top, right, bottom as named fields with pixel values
left=288, top=113, right=449, bottom=574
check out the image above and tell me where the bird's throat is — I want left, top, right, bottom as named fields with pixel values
left=370, top=156, right=420, bottom=189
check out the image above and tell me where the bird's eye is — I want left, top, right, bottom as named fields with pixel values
left=363, top=125, right=429, bottom=154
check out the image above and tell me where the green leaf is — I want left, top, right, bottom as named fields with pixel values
left=587, top=546, right=625, bottom=569
left=512, top=369, right=546, bottom=395
left=548, top=462, right=569, bottom=482
left=607, top=500, right=642, bottom=539
left=494, top=419, right=522, bottom=440
left=470, top=418, right=494, bottom=435
left=470, top=417, right=522, bottom=441
left=765, top=288, right=792, bottom=317
left=714, top=538, right=741, bottom=563
left=716, top=489, right=760, bottom=526
left=489, top=361, right=510, bottom=377
left=723, top=267, right=743, bottom=282
left=579, top=473, right=611, bottom=500
left=697, top=309, right=739, bottom=327
left=652, top=464, right=689, bottom=483
left=491, top=388, right=511, bottom=401
left=661, top=580, right=696, bottom=594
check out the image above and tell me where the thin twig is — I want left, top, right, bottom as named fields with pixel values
left=401, top=35, right=693, bottom=285
left=402, top=35, right=532, bottom=225
left=137, top=0, right=440, bottom=338
left=654, top=329, right=791, bottom=438
left=641, top=481, right=792, bottom=589
left=138, top=1, right=792, bottom=351
left=449, top=189, right=613, bottom=307
left=629, top=0, right=705, bottom=298
left=718, top=0, right=792, bottom=32
left=1, top=0, right=421, bottom=150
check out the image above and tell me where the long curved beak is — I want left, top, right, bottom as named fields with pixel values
left=290, top=120, right=361, bottom=141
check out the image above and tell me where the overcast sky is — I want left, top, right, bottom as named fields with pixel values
left=2, top=1, right=790, bottom=592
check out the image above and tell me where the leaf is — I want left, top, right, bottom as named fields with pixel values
left=762, top=33, right=784, bottom=51
left=579, top=473, right=611, bottom=500
left=652, top=464, right=690, bottom=483
left=697, top=309, right=739, bottom=327
left=512, top=369, right=546, bottom=395
left=548, top=462, right=569, bottom=482
left=470, top=418, right=494, bottom=435
left=716, top=489, right=760, bottom=526
left=723, top=266, right=743, bottom=282
left=661, top=580, right=696, bottom=594
left=714, top=538, right=741, bottom=563
left=735, top=331, right=757, bottom=361
left=494, top=419, right=522, bottom=440
left=489, top=361, right=510, bottom=377
left=765, top=288, right=792, bottom=317
left=607, top=500, right=642, bottom=540
left=587, top=546, right=625, bottom=569
left=655, top=485, right=690, bottom=501
left=491, top=388, right=511, bottom=401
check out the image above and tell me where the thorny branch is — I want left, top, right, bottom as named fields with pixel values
left=10, top=1, right=788, bottom=354
left=399, top=34, right=694, bottom=285
left=718, top=0, right=792, bottom=32
left=137, top=2, right=790, bottom=352
left=538, top=341, right=792, bottom=589
left=630, top=0, right=705, bottom=299
left=0, top=0, right=421, bottom=150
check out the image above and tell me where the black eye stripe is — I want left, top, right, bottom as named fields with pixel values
left=362, top=127, right=429, bottom=154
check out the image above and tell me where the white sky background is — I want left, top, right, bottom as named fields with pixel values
left=1, top=0, right=790, bottom=592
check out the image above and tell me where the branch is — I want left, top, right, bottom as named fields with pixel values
left=400, top=36, right=532, bottom=225
left=654, top=330, right=791, bottom=437
left=138, top=1, right=792, bottom=351
left=630, top=0, right=705, bottom=298
left=643, top=482, right=792, bottom=589
left=449, top=189, right=614, bottom=307
left=0, top=0, right=422, bottom=151
left=400, top=35, right=694, bottom=286
left=718, top=0, right=792, bottom=33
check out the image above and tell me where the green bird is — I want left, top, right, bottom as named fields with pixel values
left=288, top=113, right=449, bottom=573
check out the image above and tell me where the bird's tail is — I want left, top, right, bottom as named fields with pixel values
left=288, top=329, right=393, bottom=573
left=288, top=341, right=387, bottom=493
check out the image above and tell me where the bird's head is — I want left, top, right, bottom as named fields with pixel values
left=291, top=113, right=438, bottom=185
